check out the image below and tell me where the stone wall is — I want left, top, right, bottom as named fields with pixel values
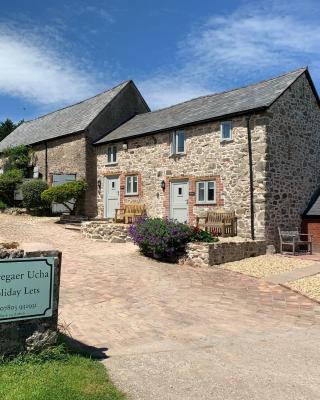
left=96, top=115, right=267, bottom=239
left=264, top=73, right=320, bottom=244
left=32, top=133, right=87, bottom=181
left=184, top=240, right=267, bottom=267
left=32, top=133, right=93, bottom=215
left=81, top=221, right=131, bottom=243
left=0, top=245, right=61, bottom=356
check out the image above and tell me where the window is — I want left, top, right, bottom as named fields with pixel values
left=107, top=145, right=117, bottom=164
left=126, top=175, right=138, bottom=195
left=171, top=131, right=185, bottom=154
left=221, top=121, right=232, bottom=141
left=196, top=181, right=216, bottom=204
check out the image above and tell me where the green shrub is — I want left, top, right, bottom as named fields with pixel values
left=0, top=200, right=7, bottom=210
left=3, top=145, right=32, bottom=177
left=41, top=180, right=87, bottom=214
left=0, top=169, right=23, bottom=206
left=189, top=226, right=219, bottom=242
left=21, top=180, right=48, bottom=210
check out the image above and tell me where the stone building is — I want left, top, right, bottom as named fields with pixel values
left=0, top=81, right=149, bottom=216
left=95, top=68, right=320, bottom=244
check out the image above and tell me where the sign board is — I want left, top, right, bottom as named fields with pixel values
left=0, top=257, right=55, bottom=323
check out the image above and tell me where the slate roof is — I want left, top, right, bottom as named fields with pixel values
left=96, top=67, right=311, bottom=144
left=303, top=187, right=320, bottom=217
left=0, top=81, right=131, bottom=150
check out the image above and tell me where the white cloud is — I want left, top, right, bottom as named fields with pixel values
left=179, top=2, right=320, bottom=83
left=141, top=0, right=320, bottom=109
left=1, top=0, right=320, bottom=113
left=0, top=25, right=101, bottom=106
left=139, top=75, right=208, bottom=110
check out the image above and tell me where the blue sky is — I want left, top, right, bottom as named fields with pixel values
left=1, top=0, right=320, bottom=122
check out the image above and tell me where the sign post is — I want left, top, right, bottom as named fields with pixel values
left=0, top=251, right=61, bottom=356
left=0, top=257, right=55, bottom=323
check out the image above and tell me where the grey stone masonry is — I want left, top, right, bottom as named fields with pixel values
left=97, top=113, right=267, bottom=239
left=81, top=221, right=132, bottom=243
left=264, top=74, right=320, bottom=244
left=0, top=245, right=61, bottom=356
left=184, top=240, right=267, bottom=268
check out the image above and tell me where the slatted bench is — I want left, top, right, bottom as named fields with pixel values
left=115, top=203, right=146, bottom=224
left=278, top=227, right=312, bottom=255
left=196, top=210, right=237, bottom=237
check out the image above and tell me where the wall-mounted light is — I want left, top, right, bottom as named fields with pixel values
left=122, top=142, right=128, bottom=150
left=161, top=180, right=166, bottom=191
left=97, top=178, right=101, bottom=190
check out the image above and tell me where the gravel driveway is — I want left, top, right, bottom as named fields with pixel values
left=1, top=214, right=320, bottom=400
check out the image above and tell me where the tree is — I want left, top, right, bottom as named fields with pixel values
left=2, top=145, right=33, bottom=177
left=41, top=180, right=87, bottom=215
left=0, top=119, right=23, bottom=142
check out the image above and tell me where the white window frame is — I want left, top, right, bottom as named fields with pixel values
left=107, top=145, right=117, bottom=165
left=171, top=130, right=186, bottom=155
left=196, top=180, right=216, bottom=204
left=125, top=175, right=138, bottom=195
left=220, top=121, right=232, bottom=141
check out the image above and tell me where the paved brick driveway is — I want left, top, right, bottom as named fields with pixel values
left=1, top=214, right=320, bottom=399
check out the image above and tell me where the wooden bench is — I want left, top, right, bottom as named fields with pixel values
left=196, top=210, right=237, bottom=237
left=115, top=203, right=146, bottom=224
left=278, top=227, right=312, bottom=255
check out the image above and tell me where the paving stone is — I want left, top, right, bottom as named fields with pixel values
left=1, top=214, right=320, bottom=400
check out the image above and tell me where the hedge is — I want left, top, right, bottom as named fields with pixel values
left=0, top=169, right=23, bottom=206
left=21, top=180, right=48, bottom=210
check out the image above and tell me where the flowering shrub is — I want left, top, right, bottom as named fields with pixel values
left=129, top=217, right=218, bottom=261
left=189, top=226, right=219, bottom=243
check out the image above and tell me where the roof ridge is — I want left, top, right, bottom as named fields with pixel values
left=139, top=67, right=307, bottom=117
left=22, top=80, right=131, bottom=125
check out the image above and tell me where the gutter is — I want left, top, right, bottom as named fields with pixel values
left=246, top=115, right=255, bottom=240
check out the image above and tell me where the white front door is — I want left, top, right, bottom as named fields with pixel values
left=105, top=176, right=120, bottom=219
left=170, top=181, right=189, bottom=223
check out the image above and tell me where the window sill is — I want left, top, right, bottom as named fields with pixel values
left=125, top=193, right=139, bottom=197
left=106, top=162, right=118, bottom=166
left=169, top=153, right=186, bottom=158
left=220, top=139, right=233, bottom=144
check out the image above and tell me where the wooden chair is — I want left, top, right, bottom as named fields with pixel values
left=196, top=210, right=237, bottom=237
left=278, top=227, right=312, bottom=255
left=115, top=203, right=146, bottom=224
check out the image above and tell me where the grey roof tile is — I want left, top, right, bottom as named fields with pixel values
left=96, top=68, right=307, bottom=144
left=0, top=81, right=130, bottom=150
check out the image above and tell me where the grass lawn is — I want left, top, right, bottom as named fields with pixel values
left=0, top=346, right=125, bottom=400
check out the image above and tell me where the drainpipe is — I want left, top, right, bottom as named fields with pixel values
left=246, top=115, right=255, bottom=240
left=45, top=141, right=48, bottom=181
